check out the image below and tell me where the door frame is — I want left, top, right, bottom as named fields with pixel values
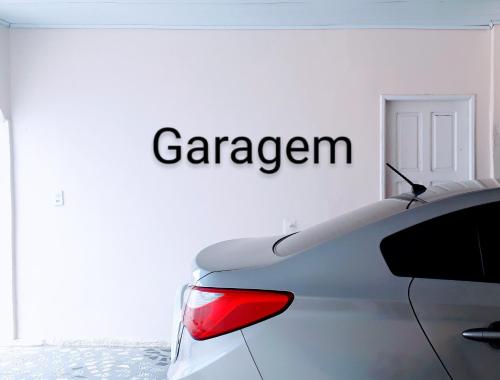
left=379, top=94, right=476, bottom=200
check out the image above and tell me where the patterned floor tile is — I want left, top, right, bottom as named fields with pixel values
left=0, top=346, right=170, bottom=379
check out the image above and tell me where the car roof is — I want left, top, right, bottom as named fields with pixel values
left=275, top=179, right=500, bottom=257
left=393, top=178, right=500, bottom=204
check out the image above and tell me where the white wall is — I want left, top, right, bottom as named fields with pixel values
left=0, top=27, right=9, bottom=117
left=0, top=113, right=13, bottom=342
left=492, top=26, right=500, bottom=178
left=0, top=26, right=14, bottom=342
left=9, top=28, right=491, bottom=342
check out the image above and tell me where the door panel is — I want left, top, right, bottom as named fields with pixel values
left=381, top=200, right=500, bottom=379
left=409, top=279, right=500, bottom=380
left=385, top=98, right=472, bottom=196
left=396, top=112, right=422, bottom=171
left=431, top=113, right=456, bottom=172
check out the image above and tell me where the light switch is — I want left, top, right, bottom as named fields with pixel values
left=282, top=218, right=298, bottom=234
left=54, top=190, right=64, bottom=207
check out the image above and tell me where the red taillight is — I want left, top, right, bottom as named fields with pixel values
left=183, top=286, right=294, bottom=341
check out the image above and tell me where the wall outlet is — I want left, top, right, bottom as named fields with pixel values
left=282, top=218, right=298, bottom=234
left=54, top=190, right=64, bottom=207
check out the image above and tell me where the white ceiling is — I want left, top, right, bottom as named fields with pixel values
left=0, top=0, right=500, bottom=29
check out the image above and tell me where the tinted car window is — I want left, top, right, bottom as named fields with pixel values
left=476, top=202, right=500, bottom=282
left=380, top=207, right=484, bottom=281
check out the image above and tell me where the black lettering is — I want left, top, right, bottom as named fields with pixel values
left=153, top=127, right=181, bottom=164
left=286, top=137, right=309, bottom=164
left=215, top=136, right=229, bottom=164
left=187, top=136, right=209, bottom=164
left=258, top=137, right=281, bottom=174
left=231, top=137, right=253, bottom=164
left=313, top=136, right=352, bottom=164
left=154, top=129, right=353, bottom=172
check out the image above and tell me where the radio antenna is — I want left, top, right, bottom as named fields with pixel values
left=386, top=163, right=427, bottom=197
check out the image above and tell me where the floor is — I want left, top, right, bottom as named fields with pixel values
left=0, top=345, right=170, bottom=379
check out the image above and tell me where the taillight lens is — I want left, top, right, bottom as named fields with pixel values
left=183, top=286, right=294, bottom=340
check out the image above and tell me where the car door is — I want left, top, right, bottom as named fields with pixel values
left=383, top=202, right=500, bottom=380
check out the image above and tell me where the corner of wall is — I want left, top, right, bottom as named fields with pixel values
left=490, top=24, right=500, bottom=178
left=0, top=24, right=11, bottom=121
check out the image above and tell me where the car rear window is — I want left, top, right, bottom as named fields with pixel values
left=274, top=198, right=408, bottom=257
left=380, top=207, right=484, bottom=282
left=474, top=202, right=500, bottom=282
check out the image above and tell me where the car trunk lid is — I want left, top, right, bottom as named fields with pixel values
left=192, top=235, right=287, bottom=280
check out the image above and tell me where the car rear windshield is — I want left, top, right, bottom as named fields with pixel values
left=274, top=198, right=408, bottom=257
left=274, top=179, right=500, bottom=258
left=380, top=200, right=500, bottom=283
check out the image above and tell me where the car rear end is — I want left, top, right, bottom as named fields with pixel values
left=168, top=285, right=294, bottom=380
left=168, top=193, right=459, bottom=379
left=168, top=237, right=292, bottom=380
left=169, top=310, right=262, bottom=380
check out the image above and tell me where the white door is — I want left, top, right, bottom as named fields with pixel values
left=385, top=97, right=474, bottom=196
left=0, top=111, right=14, bottom=341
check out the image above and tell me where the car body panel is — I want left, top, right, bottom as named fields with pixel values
left=275, top=179, right=500, bottom=258
left=275, top=198, right=409, bottom=257
left=170, top=283, right=189, bottom=362
left=170, top=180, right=500, bottom=380
left=241, top=295, right=446, bottom=379
left=410, top=278, right=500, bottom=380
left=194, top=236, right=284, bottom=276
left=167, top=329, right=261, bottom=380
left=195, top=214, right=448, bottom=379
left=394, top=179, right=500, bottom=203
